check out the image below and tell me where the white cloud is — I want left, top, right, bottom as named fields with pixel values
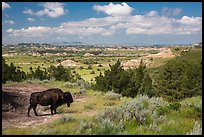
left=125, top=13, right=202, bottom=35
left=93, top=2, right=133, bottom=16
left=146, top=11, right=158, bottom=17
left=162, top=7, right=182, bottom=17
left=23, top=2, right=66, bottom=18
left=4, top=20, right=14, bottom=25
left=23, top=9, right=34, bottom=15
left=6, top=4, right=202, bottom=38
left=6, top=14, right=202, bottom=37
left=52, top=26, right=114, bottom=36
left=27, top=18, right=35, bottom=22
left=61, top=16, right=124, bottom=28
left=36, top=2, right=65, bottom=18
left=179, top=16, right=202, bottom=25
left=126, top=28, right=146, bottom=34
left=7, top=26, right=51, bottom=37
left=2, top=2, right=10, bottom=11
left=5, top=14, right=10, bottom=17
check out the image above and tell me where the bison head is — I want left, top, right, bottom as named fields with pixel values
left=63, top=92, right=73, bottom=107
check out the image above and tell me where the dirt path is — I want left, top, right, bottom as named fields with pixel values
left=2, top=83, right=75, bottom=129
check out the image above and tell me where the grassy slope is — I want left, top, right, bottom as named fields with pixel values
left=2, top=80, right=202, bottom=135
left=2, top=48, right=202, bottom=135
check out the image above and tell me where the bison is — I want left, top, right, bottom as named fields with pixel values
left=28, top=88, right=73, bottom=117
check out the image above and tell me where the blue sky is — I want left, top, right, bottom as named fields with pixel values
left=2, top=2, right=202, bottom=45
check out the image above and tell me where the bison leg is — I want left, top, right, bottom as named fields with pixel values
left=28, top=105, right=32, bottom=117
left=50, top=105, right=54, bottom=115
left=50, top=104, right=57, bottom=115
left=54, top=107, right=57, bottom=114
left=53, top=103, right=58, bottom=114
left=53, top=104, right=57, bottom=114
left=33, top=104, right=39, bottom=116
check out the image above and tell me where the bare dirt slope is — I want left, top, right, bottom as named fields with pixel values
left=122, top=48, right=175, bottom=69
left=58, top=59, right=82, bottom=67
left=2, top=83, right=67, bottom=129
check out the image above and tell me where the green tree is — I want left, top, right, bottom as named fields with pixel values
left=122, top=59, right=147, bottom=97
left=51, top=64, right=72, bottom=81
left=27, top=67, right=34, bottom=79
left=95, top=59, right=153, bottom=98
left=2, top=57, right=9, bottom=83
left=33, top=66, right=45, bottom=80
left=2, top=57, right=27, bottom=83
left=154, top=50, right=202, bottom=101
left=138, top=73, right=153, bottom=97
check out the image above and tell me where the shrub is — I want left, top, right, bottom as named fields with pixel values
left=89, top=95, right=169, bottom=135
left=59, top=94, right=202, bottom=135
left=42, top=79, right=49, bottom=83
left=156, top=106, right=170, bottom=116
left=186, top=121, right=202, bottom=135
left=95, top=118, right=124, bottom=135
left=79, top=66, right=84, bottom=70
left=98, top=64, right=103, bottom=67
left=84, top=103, right=95, bottom=110
left=26, top=79, right=33, bottom=83
left=64, top=82, right=76, bottom=88
left=180, top=96, right=202, bottom=117
left=75, top=87, right=86, bottom=95
left=58, top=115, right=75, bottom=124
left=87, top=65, right=92, bottom=70
left=90, top=71, right=95, bottom=74
left=180, top=96, right=202, bottom=109
left=104, top=101, right=116, bottom=106
left=149, top=115, right=166, bottom=133
left=76, top=79, right=91, bottom=89
left=76, top=120, right=93, bottom=135
left=98, top=95, right=168, bottom=125
left=96, top=106, right=124, bottom=123
left=168, top=102, right=181, bottom=110
left=76, top=79, right=85, bottom=87
left=174, top=47, right=180, bottom=51
left=104, top=91, right=122, bottom=100
left=33, top=128, right=59, bottom=135
left=93, top=92, right=104, bottom=96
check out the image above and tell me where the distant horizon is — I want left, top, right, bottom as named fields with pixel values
left=3, top=41, right=202, bottom=46
left=2, top=2, right=202, bottom=45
